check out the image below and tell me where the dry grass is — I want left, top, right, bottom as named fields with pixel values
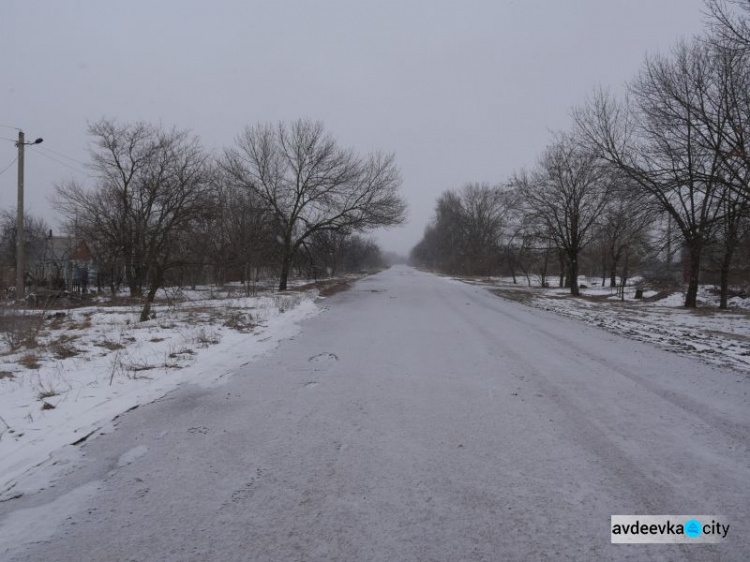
left=3, top=279, right=322, bottom=384
left=51, top=342, right=79, bottom=359
left=168, top=347, right=196, bottom=359
left=18, top=353, right=41, bottom=370
left=47, top=313, right=67, bottom=330
left=68, top=314, right=93, bottom=331
left=319, top=281, right=351, bottom=297
left=195, top=327, right=221, bottom=347
left=222, top=312, right=254, bottom=332
left=56, top=333, right=79, bottom=344
left=45, top=333, right=81, bottom=359
left=489, top=287, right=535, bottom=305
left=123, top=362, right=157, bottom=373
left=37, top=388, right=59, bottom=400
left=182, top=305, right=218, bottom=314
left=100, top=296, right=144, bottom=307
left=0, top=309, right=45, bottom=351
left=95, top=340, right=125, bottom=351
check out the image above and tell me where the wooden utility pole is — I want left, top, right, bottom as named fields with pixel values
left=16, top=131, right=25, bottom=302
left=14, top=131, right=42, bottom=302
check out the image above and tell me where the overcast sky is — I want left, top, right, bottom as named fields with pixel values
left=2, top=0, right=709, bottom=255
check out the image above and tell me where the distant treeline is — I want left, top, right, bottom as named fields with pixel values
left=412, top=1, right=750, bottom=309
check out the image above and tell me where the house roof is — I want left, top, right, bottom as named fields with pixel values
left=42, top=237, right=94, bottom=262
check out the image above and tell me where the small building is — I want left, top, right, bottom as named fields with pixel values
left=30, top=235, right=97, bottom=293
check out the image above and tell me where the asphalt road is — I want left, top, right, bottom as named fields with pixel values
left=3, top=266, right=749, bottom=561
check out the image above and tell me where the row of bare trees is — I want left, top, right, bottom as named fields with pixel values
left=39, top=118, right=406, bottom=320
left=412, top=0, right=750, bottom=308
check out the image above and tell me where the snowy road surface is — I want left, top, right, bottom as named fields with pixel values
left=2, top=266, right=748, bottom=561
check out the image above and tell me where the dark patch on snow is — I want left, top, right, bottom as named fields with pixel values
left=308, top=352, right=339, bottom=362
left=187, top=427, right=209, bottom=434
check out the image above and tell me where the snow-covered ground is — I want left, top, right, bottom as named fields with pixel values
left=0, top=286, right=325, bottom=502
left=462, top=276, right=750, bottom=373
left=3, top=266, right=747, bottom=561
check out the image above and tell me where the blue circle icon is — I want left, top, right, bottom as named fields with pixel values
left=685, top=519, right=702, bottom=538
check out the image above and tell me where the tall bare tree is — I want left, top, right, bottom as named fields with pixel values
left=459, top=183, right=507, bottom=276
left=57, top=119, right=212, bottom=320
left=222, top=119, right=406, bottom=290
left=575, top=39, right=731, bottom=306
left=513, top=135, right=612, bottom=296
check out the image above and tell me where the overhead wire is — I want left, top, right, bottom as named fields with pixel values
left=36, top=145, right=88, bottom=167
left=0, top=157, right=17, bottom=176
left=32, top=149, right=88, bottom=174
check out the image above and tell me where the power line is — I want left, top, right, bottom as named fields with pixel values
left=33, top=149, right=88, bottom=174
left=0, top=157, right=17, bottom=176
left=37, top=145, right=88, bottom=167
left=0, top=123, right=21, bottom=132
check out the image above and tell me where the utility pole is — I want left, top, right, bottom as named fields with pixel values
left=15, top=131, right=43, bottom=303
left=16, top=131, right=25, bottom=302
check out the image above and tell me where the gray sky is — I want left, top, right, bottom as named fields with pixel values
left=2, top=0, right=708, bottom=255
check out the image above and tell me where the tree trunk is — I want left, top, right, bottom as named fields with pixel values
left=139, top=267, right=164, bottom=322
left=125, top=249, right=145, bottom=297
left=609, top=257, right=619, bottom=288
left=278, top=249, right=292, bottom=292
left=719, top=243, right=736, bottom=310
left=569, top=254, right=580, bottom=296
left=684, top=242, right=702, bottom=308
left=508, top=255, right=517, bottom=284
left=127, top=270, right=141, bottom=298
left=109, top=267, right=117, bottom=298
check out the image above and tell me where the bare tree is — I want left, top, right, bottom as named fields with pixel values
left=708, top=187, right=750, bottom=307
left=410, top=224, right=441, bottom=271
left=409, top=184, right=509, bottom=276
left=706, top=0, right=750, bottom=51
left=598, top=184, right=655, bottom=287
left=177, top=179, right=276, bottom=288
left=459, top=183, right=507, bottom=276
left=0, top=210, right=49, bottom=268
left=301, top=232, right=384, bottom=277
left=56, top=119, right=212, bottom=320
left=430, top=190, right=466, bottom=274
left=222, top=119, right=406, bottom=290
left=574, top=39, right=732, bottom=307
left=513, top=134, right=612, bottom=296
